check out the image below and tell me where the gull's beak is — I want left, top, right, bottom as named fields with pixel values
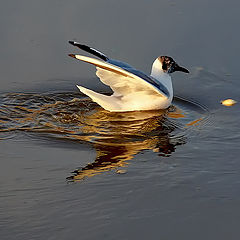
left=174, top=64, right=189, bottom=73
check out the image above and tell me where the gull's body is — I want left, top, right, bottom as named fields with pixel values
left=69, top=41, right=189, bottom=112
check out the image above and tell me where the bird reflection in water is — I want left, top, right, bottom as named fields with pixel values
left=0, top=93, right=189, bottom=182
left=66, top=107, right=186, bottom=181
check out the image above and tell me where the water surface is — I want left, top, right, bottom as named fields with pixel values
left=1, top=1, right=240, bottom=240
left=0, top=92, right=209, bottom=181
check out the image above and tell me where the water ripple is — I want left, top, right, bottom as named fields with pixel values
left=0, top=92, right=210, bottom=181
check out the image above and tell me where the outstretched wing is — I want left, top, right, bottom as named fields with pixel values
left=108, top=59, right=170, bottom=97
left=68, top=41, right=169, bottom=98
left=69, top=54, right=170, bottom=98
left=96, top=67, right=146, bottom=96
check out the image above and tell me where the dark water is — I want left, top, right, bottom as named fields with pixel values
left=1, top=1, right=240, bottom=240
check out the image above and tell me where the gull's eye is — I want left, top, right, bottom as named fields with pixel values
left=162, top=62, right=168, bottom=71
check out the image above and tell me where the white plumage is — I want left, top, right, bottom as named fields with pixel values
left=69, top=41, right=189, bottom=112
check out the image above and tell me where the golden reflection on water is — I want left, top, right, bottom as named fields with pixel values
left=0, top=93, right=206, bottom=181
left=66, top=109, right=187, bottom=181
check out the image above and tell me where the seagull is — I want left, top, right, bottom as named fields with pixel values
left=68, top=41, right=189, bottom=112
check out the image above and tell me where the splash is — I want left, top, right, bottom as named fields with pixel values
left=0, top=92, right=209, bottom=181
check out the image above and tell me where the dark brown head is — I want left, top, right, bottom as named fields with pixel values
left=158, top=56, right=189, bottom=74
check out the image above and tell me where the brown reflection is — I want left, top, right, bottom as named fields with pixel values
left=0, top=93, right=190, bottom=182
left=67, top=108, right=186, bottom=181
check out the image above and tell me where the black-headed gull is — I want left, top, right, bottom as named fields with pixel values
left=68, top=41, right=189, bottom=112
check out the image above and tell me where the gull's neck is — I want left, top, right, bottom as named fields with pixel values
left=150, top=58, right=173, bottom=98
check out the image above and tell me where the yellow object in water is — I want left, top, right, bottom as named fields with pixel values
left=221, top=99, right=237, bottom=106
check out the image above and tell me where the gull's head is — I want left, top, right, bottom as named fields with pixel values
left=153, top=56, right=189, bottom=75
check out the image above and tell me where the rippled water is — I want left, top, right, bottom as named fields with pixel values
left=2, top=67, right=239, bottom=240
left=1, top=1, right=240, bottom=239
left=0, top=92, right=209, bottom=181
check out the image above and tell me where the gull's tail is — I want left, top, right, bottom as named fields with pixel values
left=69, top=41, right=109, bottom=62
left=77, top=85, right=121, bottom=112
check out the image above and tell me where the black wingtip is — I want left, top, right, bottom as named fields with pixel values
left=68, top=40, right=109, bottom=61
left=69, top=40, right=76, bottom=46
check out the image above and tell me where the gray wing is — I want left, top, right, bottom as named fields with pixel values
left=108, top=59, right=170, bottom=97
left=69, top=41, right=170, bottom=98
